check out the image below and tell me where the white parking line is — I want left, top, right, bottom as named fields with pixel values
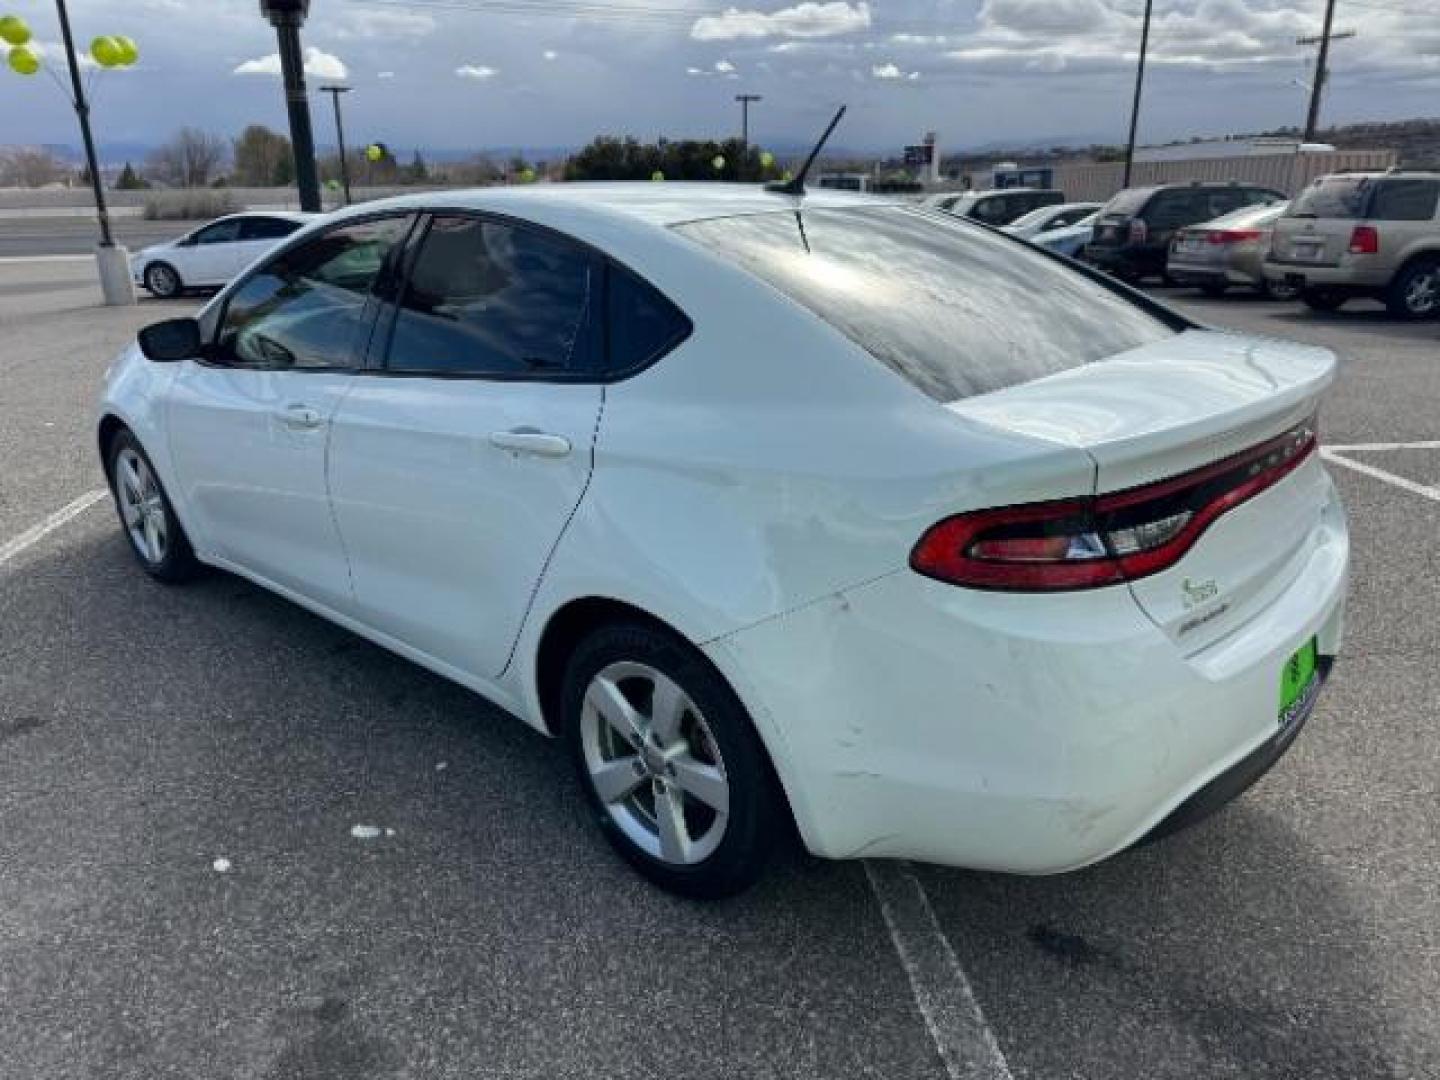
left=0, top=255, right=97, bottom=265
left=0, top=489, right=108, bottom=568
left=1322, top=449, right=1440, bottom=504
left=864, top=860, right=1014, bottom=1080
left=1326, top=441, right=1440, bottom=453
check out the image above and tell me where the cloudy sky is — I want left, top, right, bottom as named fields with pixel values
left=5, top=0, right=1436, bottom=156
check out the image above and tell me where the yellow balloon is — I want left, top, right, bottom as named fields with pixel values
left=759, top=150, right=775, bottom=168
left=0, top=15, right=31, bottom=46
left=366, top=144, right=384, bottom=162
left=650, top=170, right=665, bottom=182
left=711, top=155, right=725, bottom=171
left=7, top=44, right=39, bottom=75
left=90, top=35, right=122, bottom=68
left=114, top=36, right=139, bottom=66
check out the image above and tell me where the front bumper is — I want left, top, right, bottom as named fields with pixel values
left=704, top=485, right=1348, bottom=874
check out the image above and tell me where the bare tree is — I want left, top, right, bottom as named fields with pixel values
left=147, top=127, right=228, bottom=188
left=232, top=124, right=293, bottom=187
left=0, top=147, right=68, bottom=188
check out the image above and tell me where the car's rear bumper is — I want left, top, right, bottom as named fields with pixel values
left=704, top=483, right=1348, bottom=874
left=1169, top=251, right=1265, bottom=288
left=1263, top=258, right=1390, bottom=290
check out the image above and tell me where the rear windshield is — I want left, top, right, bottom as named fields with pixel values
left=1102, top=188, right=1155, bottom=216
left=1290, top=176, right=1370, bottom=219
left=674, top=206, right=1176, bottom=402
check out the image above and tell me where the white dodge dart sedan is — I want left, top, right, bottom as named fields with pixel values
left=97, top=184, right=1348, bottom=897
left=130, top=211, right=315, bottom=298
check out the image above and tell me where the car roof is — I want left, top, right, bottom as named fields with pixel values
left=329, top=183, right=901, bottom=231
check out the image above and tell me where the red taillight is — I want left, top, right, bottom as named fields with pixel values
left=1348, top=226, right=1379, bottom=254
left=911, top=417, right=1318, bottom=592
left=1128, top=219, right=1148, bottom=243
left=1207, top=228, right=1263, bottom=245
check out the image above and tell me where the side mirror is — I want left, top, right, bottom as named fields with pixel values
left=137, top=317, right=203, bottom=363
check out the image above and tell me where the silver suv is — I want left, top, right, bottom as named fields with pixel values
left=1265, top=170, right=1440, bottom=318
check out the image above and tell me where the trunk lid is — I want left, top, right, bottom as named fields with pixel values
left=1270, top=214, right=1352, bottom=268
left=946, top=329, right=1336, bottom=650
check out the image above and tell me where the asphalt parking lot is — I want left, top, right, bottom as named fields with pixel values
left=2, top=261, right=1437, bottom=1079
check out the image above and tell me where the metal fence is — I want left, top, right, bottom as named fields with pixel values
left=1053, top=149, right=1398, bottom=202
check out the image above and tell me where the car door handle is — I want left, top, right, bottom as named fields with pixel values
left=488, top=428, right=572, bottom=458
left=277, top=404, right=325, bottom=430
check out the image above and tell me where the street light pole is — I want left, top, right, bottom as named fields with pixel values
left=735, top=93, right=761, bottom=149
left=1121, top=0, right=1153, bottom=189
left=1298, top=4, right=1354, bottom=143
left=259, top=1, right=321, bottom=212
left=321, top=85, right=352, bottom=205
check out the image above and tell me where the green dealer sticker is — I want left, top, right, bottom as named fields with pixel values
left=1278, top=637, right=1320, bottom=728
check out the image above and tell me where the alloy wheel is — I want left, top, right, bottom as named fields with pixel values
left=115, top=447, right=168, bottom=565
left=145, top=264, right=179, bottom=297
left=1404, top=269, right=1437, bottom=315
left=579, top=660, right=730, bottom=866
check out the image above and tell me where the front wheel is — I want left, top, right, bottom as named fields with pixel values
left=142, top=261, right=182, bottom=299
left=562, top=622, right=782, bottom=898
left=107, top=430, right=199, bottom=582
left=1386, top=259, right=1440, bottom=320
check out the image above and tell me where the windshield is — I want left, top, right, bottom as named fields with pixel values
left=1103, top=188, right=1155, bottom=215
left=1290, top=176, right=1370, bottom=219
left=674, top=206, right=1177, bottom=403
left=1008, top=206, right=1057, bottom=230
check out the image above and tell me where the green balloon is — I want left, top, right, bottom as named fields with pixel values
left=7, top=44, right=39, bottom=75
left=711, top=155, right=725, bottom=171
left=0, top=15, right=31, bottom=46
left=519, top=167, right=537, bottom=183
left=366, top=144, right=385, bottom=162
left=650, top=170, right=665, bottom=182
left=114, top=35, right=139, bottom=66
left=759, top=151, right=775, bottom=168
left=90, top=35, right=122, bottom=68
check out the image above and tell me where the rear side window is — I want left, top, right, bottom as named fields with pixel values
left=1370, top=179, right=1439, bottom=221
left=385, top=215, right=597, bottom=377
left=1290, top=176, right=1370, bottom=219
left=607, top=264, right=690, bottom=372
left=675, top=206, right=1175, bottom=402
left=1145, top=191, right=1207, bottom=228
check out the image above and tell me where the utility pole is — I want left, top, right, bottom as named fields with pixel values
left=259, top=0, right=321, bottom=212
left=1121, top=0, right=1153, bottom=189
left=735, top=93, right=761, bottom=149
left=320, top=85, right=352, bottom=205
left=1298, top=2, right=1355, bottom=143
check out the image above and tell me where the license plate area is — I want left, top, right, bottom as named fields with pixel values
left=1279, top=637, right=1320, bottom=730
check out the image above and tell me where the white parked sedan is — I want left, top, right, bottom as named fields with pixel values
left=130, top=211, right=314, bottom=298
left=97, top=184, right=1348, bottom=897
left=1001, top=201, right=1103, bottom=240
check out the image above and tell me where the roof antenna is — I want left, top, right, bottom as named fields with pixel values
left=767, top=104, right=847, bottom=197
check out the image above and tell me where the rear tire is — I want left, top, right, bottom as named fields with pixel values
left=1259, top=278, right=1299, bottom=301
left=1385, top=259, right=1440, bottom=320
left=106, top=430, right=199, bottom=583
left=1199, top=282, right=1228, bottom=298
left=1301, top=288, right=1345, bottom=313
left=561, top=621, right=781, bottom=899
left=142, top=261, right=182, bottom=299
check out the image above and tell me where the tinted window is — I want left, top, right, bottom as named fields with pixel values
left=607, top=264, right=690, bottom=372
left=969, top=197, right=1010, bottom=225
left=1371, top=179, right=1439, bottom=221
left=216, top=216, right=408, bottom=370
left=1104, top=188, right=1156, bottom=216
left=193, top=219, right=242, bottom=245
left=676, top=207, right=1175, bottom=402
left=1145, top=191, right=1208, bottom=228
left=386, top=216, right=596, bottom=377
left=1290, top=176, right=1371, bottom=219
left=241, top=216, right=304, bottom=241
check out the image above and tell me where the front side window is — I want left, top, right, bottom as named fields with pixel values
left=675, top=206, right=1177, bottom=402
left=193, top=219, right=242, bottom=245
left=1370, top=179, right=1440, bottom=221
left=215, top=216, right=409, bottom=370
left=385, top=216, right=597, bottom=377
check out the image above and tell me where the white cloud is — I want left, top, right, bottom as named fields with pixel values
left=715, top=59, right=736, bottom=73
left=377, top=70, right=396, bottom=79
left=334, top=8, right=436, bottom=40
left=871, top=61, right=919, bottom=80
left=543, top=49, right=558, bottom=61
left=234, top=46, right=347, bottom=80
left=455, top=64, right=498, bottom=79
left=691, top=2, right=870, bottom=42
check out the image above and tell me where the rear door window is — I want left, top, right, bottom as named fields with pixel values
left=675, top=206, right=1176, bottom=402
left=1370, top=179, right=1440, bottom=221
left=606, top=264, right=691, bottom=373
left=241, top=216, right=304, bottom=241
